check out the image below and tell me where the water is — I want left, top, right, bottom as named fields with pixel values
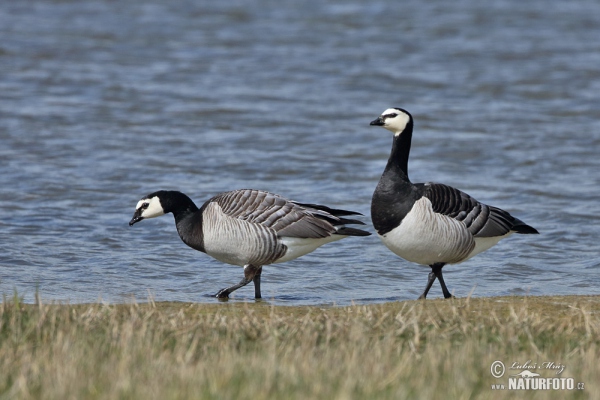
left=1, top=0, right=599, bottom=305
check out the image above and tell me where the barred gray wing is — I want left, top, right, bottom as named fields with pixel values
left=421, top=183, right=513, bottom=237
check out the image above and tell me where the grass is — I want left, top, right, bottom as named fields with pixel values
left=0, top=295, right=598, bottom=399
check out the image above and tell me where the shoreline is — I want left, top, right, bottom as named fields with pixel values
left=1, top=294, right=597, bottom=399
left=11, top=293, right=600, bottom=309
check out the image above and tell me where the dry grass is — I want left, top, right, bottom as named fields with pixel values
left=1, top=295, right=598, bottom=399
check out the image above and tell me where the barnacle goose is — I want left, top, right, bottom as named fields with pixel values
left=129, top=189, right=370, bottom=299
left=370, top=108, right=538, bottom=299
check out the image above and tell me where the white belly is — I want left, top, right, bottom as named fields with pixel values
left=379, top=197, right=475, bottom=265
left=276, top=235, right=345, bottom=263
left=469, top=234, right=511, bottom=259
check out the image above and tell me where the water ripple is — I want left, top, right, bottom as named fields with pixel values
left=1, top=0, right=599, bottom=305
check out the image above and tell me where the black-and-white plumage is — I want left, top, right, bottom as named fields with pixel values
left=129, top=189, right=370, bottom=299
left=370, top=108, right=538, bottom=299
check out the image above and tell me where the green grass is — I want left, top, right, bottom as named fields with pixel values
left=1, top=295, right=598, bottom=399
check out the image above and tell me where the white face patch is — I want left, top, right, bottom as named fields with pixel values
left=136, top=196, right=165, bottom=219
left=380, top=108, right=411, bottom=136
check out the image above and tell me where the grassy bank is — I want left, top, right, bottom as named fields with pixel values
left=1, top=295, right=598, bottom=399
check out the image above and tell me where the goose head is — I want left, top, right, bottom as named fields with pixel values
left=129, top=191, right=166, bottom=226
left=370, top=108, right=412, bottom=136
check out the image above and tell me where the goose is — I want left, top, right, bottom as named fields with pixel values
left=369, top=108, right=538, bottom=299
left=129, top=189, right=370, bottom=299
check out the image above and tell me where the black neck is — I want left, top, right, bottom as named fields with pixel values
left=160, top=191, right=206, bottom=253
left=371, top=123, right=419, bottom=235
left=161, top=191, right=199, bottom=224
left=385, top=122, right=413, bottom=182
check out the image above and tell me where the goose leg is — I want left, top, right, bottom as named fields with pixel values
left=215, top=264, right=260, bottom=299
left=418, top=263, right=453, bottom=299
left=431, top=263, right=453, bottom=299
left=253, top=267, right=263, bottom=299
left=418, top=270, right=438, bottom=300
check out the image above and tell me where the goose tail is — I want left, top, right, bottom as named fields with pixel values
left=511, top=218, right=539, bottom=234
left=293, top=202, right=364, bottom=217
left=335, top=226, right=371, bottom=237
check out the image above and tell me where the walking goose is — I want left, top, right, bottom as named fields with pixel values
left=129, top=189, right=370, bottom=299
left=369, top=108, right=538, bottom=299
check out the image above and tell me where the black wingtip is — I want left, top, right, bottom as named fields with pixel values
left=513, top=224, right=539, bottom=234
left=336, top=217, right=366, bottom=226
left=293, top=202, right=364, bottom=217
left=336, top=227, right=371, bottom=237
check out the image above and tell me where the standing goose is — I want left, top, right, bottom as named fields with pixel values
left=370, top=108, right=538, bottom=299
left=129, top=189, right=370, bottom=299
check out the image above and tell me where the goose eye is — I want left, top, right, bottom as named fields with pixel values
left=141, top=202, right=149, bottom=209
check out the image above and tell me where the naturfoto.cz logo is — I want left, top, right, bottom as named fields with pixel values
left=489, top=360, right=585, bottom=391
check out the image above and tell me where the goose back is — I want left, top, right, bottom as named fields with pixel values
left=197, top=189, right=367, bottom=266
left=201, top=201, right=286, bottom=266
